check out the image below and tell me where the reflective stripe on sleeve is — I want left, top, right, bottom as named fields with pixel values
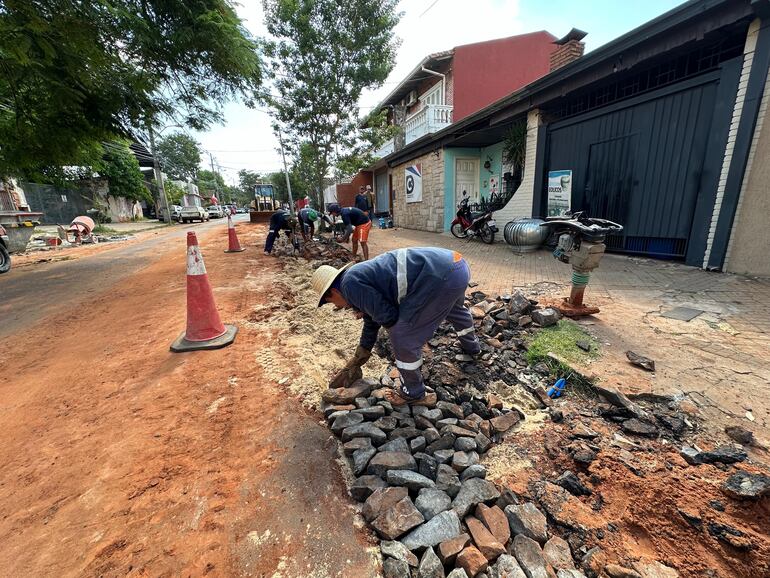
left=396, top=248, right=408, bottom=303
left=395, top=357, right=423, bottom=371
left=456, top=326, right=475, bottom=337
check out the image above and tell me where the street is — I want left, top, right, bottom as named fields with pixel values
left=0, top=219, right=378, bottom=577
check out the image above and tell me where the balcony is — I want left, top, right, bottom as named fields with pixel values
left=374, top=137, right=396, bottom=159
left=404, top=104, right=453, bottom=145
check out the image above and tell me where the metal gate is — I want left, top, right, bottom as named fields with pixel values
left=543, top=58, right=741, bottom=264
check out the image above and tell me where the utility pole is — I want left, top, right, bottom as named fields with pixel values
left=277, top=127, right=295, bottom=216
left=209, top=152, right=221, bottom=204
left=147, top=122, right=171, bottom=224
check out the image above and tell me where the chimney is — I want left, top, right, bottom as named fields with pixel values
left=550, top=28, right=587, bottom=72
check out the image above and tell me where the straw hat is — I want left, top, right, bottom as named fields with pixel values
left=311, top=262, right=355, bottom=307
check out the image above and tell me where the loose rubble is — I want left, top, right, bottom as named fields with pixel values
left=274, top=268, right=770, bottom=577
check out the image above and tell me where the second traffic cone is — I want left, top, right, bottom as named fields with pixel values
left=171, top=231, right=237, bottom=352
left=224, top=214, right=245, bottom=253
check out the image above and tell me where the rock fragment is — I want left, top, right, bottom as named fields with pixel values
left=456, top=545, right=489, bottom=577
left=322, top=380, right=373, bottom=404
left=367, top=451, right=418, bottom=477
left=383, top=557, right=411, bottom=578
left=415, top=488, right=453, bottom=521
left=543, top=536, right=574, bottom=570
left=531, top=308, right=560, bottom=327
left=387, top=470, right=437, bottom=491
left=466, top=516, right=506, bottom=560
left=418, top=547, right=445, bottom=578
left=505, top=502, right=548, bottom=544
left=364, top=487, right=409, bottom=522
left=476, top=504, right=510, bottom=546
left=350, top=475, right=387, bottom=501
left=438, top=533, right=471, bottom=564
left=722, top=471, right=770, bottom=499
left=511, top=534, right=551, bottom=578
left=371, top=496, right=425, bottom=540
left=453, top=478, right=501, bottom=518
left=381, top=539, right=418, bottom=567
left=402, top=510, right=463, bottom=550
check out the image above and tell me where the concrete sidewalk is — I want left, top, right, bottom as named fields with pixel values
left=364, top=227, right=770, bottom=438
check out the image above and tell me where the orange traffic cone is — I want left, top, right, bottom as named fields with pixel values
left=170, top=231, right=238, bottom=352
left=224, top=214, right=245, bottom=253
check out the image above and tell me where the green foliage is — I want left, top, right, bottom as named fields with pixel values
left=163, top=180, right=186, bottom=205
left=157, top=133, right=202, bottom=181
left=337, top=109, right=402, bottom=178
left=268, top=170, right=306, bottom=203
left=262, top=0, right=400, bottom=205
left=98, top=142, right=151, bottom=203
left=525, top=319, right=599, bottom=366
left=0, top=0, right=262, bottom=177
left=237, top=169, right=264, bottom=193
left=196, top=169, right=225, bottom=197
left=502, top=120, right=527, bottom=172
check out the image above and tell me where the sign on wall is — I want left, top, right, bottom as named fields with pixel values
left=547, top=170, right=572, bottom=216
left=405, top=164, right=422, bottom=203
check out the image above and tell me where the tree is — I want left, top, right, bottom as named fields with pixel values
left=97, top=142, right=151, bottom=203
left=163, top=180, right=187, bottom=205
left=262, top=0, right=400, bottom=207
left=196, top=169, right=225, bottom=199
left=268, top=170, right=306, bottom=204
left=0, top=1, right=261, bottom=178
left=336, top=109, right=402, bottom=179
left=157, top=133, right=202, bottom=181
left=238, top=169, right=264, bottom=193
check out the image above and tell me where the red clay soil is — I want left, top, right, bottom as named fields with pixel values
left=495, top=413, right=770, bottom=578
left=0, top=224, right=378, bottom=577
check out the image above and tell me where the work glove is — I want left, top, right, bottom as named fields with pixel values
left=329, top=345, right=371, bottom=389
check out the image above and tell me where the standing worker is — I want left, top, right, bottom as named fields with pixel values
left=263, top=209, right=298, bottom=255
left=311, top=247, right=481, bottom=406
left=354, top=186, right=369, bottom=215
left=365, top=184, right=376, bottom=216
left=327, top=204, right=371, bottom=261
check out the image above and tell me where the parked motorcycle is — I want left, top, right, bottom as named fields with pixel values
left=450, top=192, right=497, bottom=244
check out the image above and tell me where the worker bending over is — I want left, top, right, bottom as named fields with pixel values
left=311, top=247, right=480, bottom=406
left=327, top=204, right=371, bottom=261
left=263, top=209, right=298, bottom=255
left=297, top=207, right=332, bottom=242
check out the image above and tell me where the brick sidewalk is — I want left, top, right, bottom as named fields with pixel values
left=365, top=227, right=770, bottom=335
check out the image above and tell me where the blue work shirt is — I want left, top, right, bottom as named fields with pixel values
left=340, top=207, right=370, bottom=227
left=340, top=247, right=461, bottom=349
left=354, top=193, right=370, bottom=213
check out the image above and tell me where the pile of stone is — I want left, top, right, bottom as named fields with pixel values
left=374, top=290, right=562, bottom=406
left=322, top=377, right=585, bottom=578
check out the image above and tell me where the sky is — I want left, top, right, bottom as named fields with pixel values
left=193, top=0, right=686, bottom=185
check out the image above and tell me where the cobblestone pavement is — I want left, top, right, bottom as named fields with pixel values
left=362, top=227, right=770, bottom=441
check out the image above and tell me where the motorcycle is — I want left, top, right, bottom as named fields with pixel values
left=450, top=192, right=497, bottom=244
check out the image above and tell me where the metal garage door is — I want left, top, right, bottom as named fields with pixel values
left=543, top=58, right=741, bottom=264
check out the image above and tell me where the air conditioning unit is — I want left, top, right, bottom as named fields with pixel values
left=405, top=90, right=417, bottom=107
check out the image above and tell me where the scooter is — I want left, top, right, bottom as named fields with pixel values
left=450, top=192, right=497, bottom=244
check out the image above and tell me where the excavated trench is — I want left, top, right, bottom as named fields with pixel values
left=257, top=238, right=770, bottom=578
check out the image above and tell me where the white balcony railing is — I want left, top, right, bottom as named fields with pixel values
left=404, top=104, right=453, bottom=145
left=374, top=137, right=396, bottom=159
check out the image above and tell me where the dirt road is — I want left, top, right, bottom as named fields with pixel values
left=0, top=221, right=378, bottom=577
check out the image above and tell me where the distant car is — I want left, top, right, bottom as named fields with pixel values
left=158, top=205, right=183, bottom=222
left=236, top=207, right=247, bottom=214
left=208, top=205, right=225, bottom=218
left=0, top=224, right=10, bottom=274
left=180, top=205, right=209, bottom=223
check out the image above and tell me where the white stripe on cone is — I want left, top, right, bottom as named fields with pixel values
left=187, top=244, right=207, bottom=276
left=228, top=215, right=234, bottom=229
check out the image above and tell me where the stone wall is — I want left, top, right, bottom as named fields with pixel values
left=392, top=151, right=446, bottom=233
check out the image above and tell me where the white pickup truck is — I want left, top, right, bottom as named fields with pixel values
left=180, top=193, right=209, bottom=223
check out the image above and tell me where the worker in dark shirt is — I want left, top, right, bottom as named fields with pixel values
left=354, top=186, right=370, bottom=214
left=297, top=207, right=332, bottom=242
left=327, top=204, right=371, bottom=261
left=263, top=209, right=298, bottom=255
left=311, top=247, right=480, bottom=405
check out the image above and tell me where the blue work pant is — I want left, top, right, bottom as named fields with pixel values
left=388, top=258, right=480, bottom=398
